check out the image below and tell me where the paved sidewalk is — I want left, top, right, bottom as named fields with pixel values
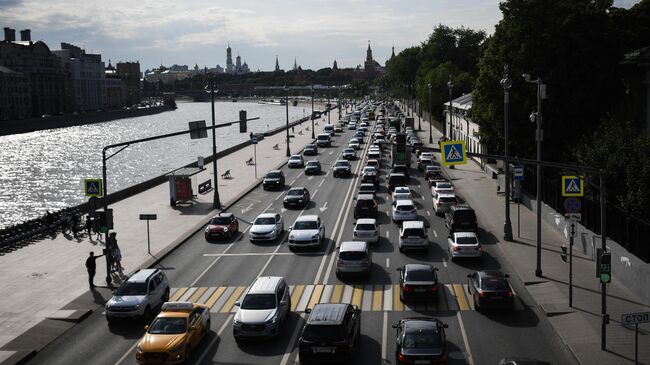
left=399, top=102, right=650, bottom=365
left=0, top=106, right=330, bottom=362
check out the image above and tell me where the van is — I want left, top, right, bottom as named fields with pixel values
left=336, top=241, right=372, bottom=278
left=316, top=133, right=331, bottom=147
left=445, top=204, right=477, bottom=233
left=398, top=221, right=428, bottom=252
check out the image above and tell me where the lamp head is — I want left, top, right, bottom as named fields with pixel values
left=522, top=73, right=532, bottom=82
left=529, top=111, right=536, bottom=123
left=427, top=82, right=432, bottom=89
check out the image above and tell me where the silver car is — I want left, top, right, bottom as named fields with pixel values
left=336, top=241, right=372, bottom=278
left=105, top=269, right=169, bottom=322
left=398, top=221, right=428, bottom=252
left=448, top=232, right=482, bottom=260
left=353, top=218, right=379, bottom=244
left=433, top=191, right=457, bottom=215
left=233, top=276, right=290, bottom=339
left=288, top=154, right=304, bottom=168
left=288, top=214, right=325, bottom=249
left=249, top=213, right=284, bottom=242
left=392, top=199, right=418, bottom=223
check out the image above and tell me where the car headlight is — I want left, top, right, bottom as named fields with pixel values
left=136, top=345, right=142, bottom=354
left=233, top=317, right=243, bottom=326
left=312, top=233, right=319, bottom=240
left=204, top=227, right=210, bottom=232
left=298, top=199, right=303, bottom=202
left=171, top=342, right=185, bottom=353
left=223, top=227, right=229, bottom=232
left=265, top=314, right=279, bottom=324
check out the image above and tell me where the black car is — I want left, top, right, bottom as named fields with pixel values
left=262, top=170, right=285, bottom=190
left=445, top=204, right=477, bottom=233
left=393, top=318, right=448, bottom=365
left=397, top=264, right=440, bottom=302
left=387, top=173, right=408, bottom=192
left=284, top=187, right=310, bottom=208
left=392, top=164, right=409, bottom=179
left=353, top=194, right=378, bottom=219
left=304, top=160, right=322, bottom=175
left=333, top=160, right=352, bottom=178
left=303, top=144, right=318, bottom=156
left=467, top=270, right=514, bottom=310
left=298, top=303, right=361, bottom=364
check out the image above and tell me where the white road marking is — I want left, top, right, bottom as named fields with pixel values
left=311, top=189, right=319, bottom=200
left=190, top=225, right=250, bottom=287
left=386, top=258, right=390, bottom=268
left=279, top=313, right=306, bottom=365
left=263, top=202, right=273, bottom=211
left=319, top=201, right=329, bottom=213
left=194, top=314, right=233, bottom=365
left=386, top=231, right=389, bottom=238
left=241, top=202, right=255, bottom=214
left=275, top=192, right=284, bottom=201
left=319, top=179, right=325, bottom=187
left=457, top=312, right=475, bottom=365
left=427, top=210, right=431, bottom=216
left=381, top=311, right=388, bottom=363
left=307, top=176, right=314, bottom=180
left=433, top=230, right=438, bottom=238
left=203, top=252, right=326, bottom=257
left=256, top=242, right=284, bottom=278
left=113, top=342, right=138, bottom=365
left=443, top=259, right=448, bottom=268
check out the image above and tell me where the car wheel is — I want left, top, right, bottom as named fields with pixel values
left=163, top=288, right=170, bottom=303
left=204, top=320, right=211, bottom=336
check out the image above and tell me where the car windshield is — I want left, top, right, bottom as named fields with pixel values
left=290, top=156, right=301, bottom=160
left=115, top=282, right=147, bottom=296
left=363, top=168, right=375, bottom=173
left=307, top=162, right=319, bottom=167
left=287, top=189, right=304, bottom=196
left=395, top=187, right=409, bottom=194
left=356, top=224, right=376, bottom=231
left=266, top=172, right=281, bottom=179
left=440, top=197, right=457, bottom=203
left=209, top=217, right=231, bottom=225
left=402, top=228, right=425, bottom=238
left=335, top=161, right=349, bottom=167
left=317, top=135, right=328, bottom=140
left=344, top=149, right=354, bottom=153
left=456, top=236, right=478, bottom=245
left=360, top=185, right=375, bottom=191
left=294, top=221, right=318, bottom=230
left=148, top=317, right=187, bottom=335
left=402, top=331, right=442, bottom=349
left=357, top=199, right=375, bottom=208
left=481, top=277, right=510, bottom=291
left=254, top=217, right=276, bottom=225
left=405, top=268, right=434, bottom=281
left=437, top=183, right=452, bottom=189
left=241, top=294, right=276, bottom=310
left=302, top=324, right=346, bottom=341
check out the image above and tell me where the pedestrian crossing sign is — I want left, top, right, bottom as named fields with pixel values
left=440, top=140, right=467, bottom=166
left=84, top=178, right=103, bottom=197
left=562, top=176, right=583, bottom=197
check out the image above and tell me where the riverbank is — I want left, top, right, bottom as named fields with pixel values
left=0, top=105, right=173, bottom=136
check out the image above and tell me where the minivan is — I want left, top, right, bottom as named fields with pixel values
left=398, top=221, right=428, bottom=252
left=445, top=204, right=478, bottom=233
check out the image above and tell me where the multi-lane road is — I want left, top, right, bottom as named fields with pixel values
left=27, top=111, right=577, bottom=365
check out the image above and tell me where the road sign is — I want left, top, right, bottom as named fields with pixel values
left=514, top=166, right=524, bottom=181
left=440, top=140, right=467, bottom=167
left=562, top=175, right=584, bottom=197
left=569, top=221, right=577, bottom=238
left=564, top=197, right=582, bottom=213
left=252, top=137, right=258, bottom=144
left=139, top=214, right=157, bottom=220
left=622, top=312, right=650, bottom=325
left=565, top=213, right=582, bottom=221
left=84, top=178, right=103, bottom=197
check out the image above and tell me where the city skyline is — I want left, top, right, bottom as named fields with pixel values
left=0, top=0, right=641, bottom=72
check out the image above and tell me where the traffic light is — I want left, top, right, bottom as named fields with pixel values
left=600, top=252, right=611, bottom=283
left=239, top=110, right=247, bottom=133
left=560, top=245, right=568, bottom=263
left=94, top=209, right=113, bottom=233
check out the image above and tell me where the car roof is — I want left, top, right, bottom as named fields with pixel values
left=295, top=214, right=319, bottom=222
left=453, top=231, right=477, bottom=238
left=290, top=155, right=301, bottom=158
left=477, top=270, right=507, bottom=279
left=451, top=204, right=473, bottom=211
left=437, top=192, right=456, bottom=198
left=127, top=269, right=159, bottom=283
left=356, top=218, right=377, bottom=225
left=401, top=220, right=424, bottom=228
left=248, top=276, right=282, bottom=294
left=395, top=199, right=415, bottom=206
left=267, top=170, right=282, bottom=174
left=357, top=194, right=375, bottom=200
left=288, top=186, right=306, bottom=191
left=216, top=212, right=234, bottom=218
left=403, top=318, right=441, bottom=333
left=339, top=241, right=368, bottom=252
left=405, top=263, right=433, bottom=272
left=394, top=186, right=410, bottom=192
left=307, top=303, right=349, bottom=325
left=256, top=213, right=278, bottom=219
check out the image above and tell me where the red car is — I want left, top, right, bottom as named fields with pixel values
left=204, top=212, right=238, bottom=241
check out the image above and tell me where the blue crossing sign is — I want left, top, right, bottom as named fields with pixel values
left=84, top=178, right=103, bottom=197
left=562, top=176, right=584, bottom=197
left=440, top=140, right=467, bottom=167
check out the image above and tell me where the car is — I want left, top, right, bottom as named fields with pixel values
left=360, top=167, right=379, bottom=187
left=417, top=156, right=435, bottom=171
left=304, top=160, right=322, bottom=175
left=432, top=191, right=457, bottom=215
left=204, top=212, right=239, bottom=241
left=387, top=173, right=408, bottom=192
left=333, top=160, right=352, bottom=178
left=324, top=124, right=335, bottom=136
left=398, top=220, right=428, bottom=252
left=391, top=164, right=409, bottom=179
left=424, top=165, right=441, bottom=179
left=445, top=204, right=477, bottom=233
left=420, top=152, right=434, bottom=160
left=284, top=187, right=311, bottom=209
left=352, top=218, right=379, bottom=244
left=233, top=276, right=291, bottom=340
left=135, top=302, right=210, bottom=365
left=467, top=271, right=514, bottom=310
left=348, top=122, right=357, bottom=130
left=334, top=126, right=343, bottom=133
left=448, top=231, right=482, bottom=260
left=263, top=170, right=285, bottom=190
left=303, top=144, right=318, bottom=156
left=367, top=150, right=381, bottom=160
left=397, top=264, right=440, bottom=301
left=348, top=138, right=360, bottom=150
left=342, top=148, right=357, bottom=160
left=336, top=241, right=372, bottom=278
left=358, top=182, right=377, bottom=196
left=249, top=213, right=284, bottom=242
left=316, top=133, right=331, bottom=147
left=353, top=194, right=378, bottom=219
left=427, top=177, right=448, bottom=188
left=354, top=131, right=365, bottom=139
left=288, top=215, right=325, bottom=250
left=431, top=181, right=454, bottom=194
left=288, top=154, right=305, bottom=168
left=105, top=269, right=170, bottom=322
left=392, top=199, right=417, bottom=223
left=393, top=317, right=448, bottom=365
left=298, top=303, right=361, bottom=364
left=366, top=159, right=381, bottom=171
left=392, top=186, right=413, bottom=201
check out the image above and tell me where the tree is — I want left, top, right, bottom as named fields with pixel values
left=384, top=46, right=421, bottom=95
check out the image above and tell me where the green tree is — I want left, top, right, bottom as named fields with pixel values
left=385, top=46, right=421, bottom=95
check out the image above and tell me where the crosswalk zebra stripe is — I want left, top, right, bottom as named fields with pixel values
left=383, top=285, right=393, bottom=312
left=226, top=286, right=246, bottom=313
left=464, top=285, right=475, bottom=310
left=214, top=286, right=235, bottom=313
left=170, top=287, right=188, bottom=302
left=189, top=287, right=208, bottom=303
left=321, top=285, right=334, bottom=303
left=342, top=285, right=353, bottom=303
left=290, top=285, right=304, bottom=312
left=372, top=285, right=383, bottom=312
left=444, top=284, right=458, bottom=311
left=361, top=286, right=373, bottom=311
left=198, top=287, right=217, bottom=304
left=351, top=285, right=363, bottom=306
left=178, top=287, right=197, bottom=302
left=296, top=285, right=314, bottom=312
left=452, top=284, right=470, bottom=311
left=393, top=284, right=404, bottom=311
left=307, top=285, right=324, bottom=310
left=205, top=287, right=226, bottom=309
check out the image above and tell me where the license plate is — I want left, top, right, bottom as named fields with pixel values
left=415, top=360, right=431, bottom=364
left=313, top=347, right=335, bottom=354
left=414, top=288, right=426, bottom=293
left=491, top=296, right=503, bottom=300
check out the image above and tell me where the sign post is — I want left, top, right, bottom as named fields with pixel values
left=621, top=311, right=650, bottom=364
left=251, top=135, right=258, bottom=179
left=139, top=214, right=157, bottom=255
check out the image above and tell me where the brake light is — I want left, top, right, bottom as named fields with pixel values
left=476, top=245, right=482, bottom=251
left=334, top=340, right=349, bottom=348
left=398, top=353, right=413, bottom=364
left=508, top=290, right=513, bottom=297
left=336, top=260, right=342, bottom=267
left=479, top=291, right=485, bottom=298
left=362, top=260, right=370, bottom=267
left=453, top=246, right=461, bottom=251
left=431, top=285, right=438, bottom=292
left=402, top=285, right=412, bottom=292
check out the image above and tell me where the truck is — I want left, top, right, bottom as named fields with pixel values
left=390, top=132, right=411, bottom=167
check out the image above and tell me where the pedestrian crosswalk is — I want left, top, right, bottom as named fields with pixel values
left=168, top=283, right=525, bottom=313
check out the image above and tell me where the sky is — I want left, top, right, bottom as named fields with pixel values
left=0, top=0, right=641, bottom=72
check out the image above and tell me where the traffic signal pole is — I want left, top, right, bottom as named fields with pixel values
left=600, top=174, right=608, bottom=350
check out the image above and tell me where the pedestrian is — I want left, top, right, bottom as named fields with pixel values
left=71, top=213, right=80, bottom=238
left=112, top=242, right=123, bottom=273
left=85, top=251, right=104, bottom=288
left=94, top=218, right=102, bottom=241
left=85, top=214, right=93, bottom=238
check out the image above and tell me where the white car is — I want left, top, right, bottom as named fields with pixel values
left=288, top=215, right=325, bottom=250
left=448, top=232, right=482, bottom=260
left=287, top=155, right=304, bottom=168
left=433, top=191, right=457, bottom=215
left=392, top=199, right=418, bottom=223
left=431, top=181, right=454, bottom=195
left=392, top=186, right=413, bottom=201
left=249, top=213, right=284, bottom=242
left=367, top=150, right=381, bottom=160
left=420, top=152, right=434, bottom=160
left=348, top=138, right=361, bottom=150
left=353, top=218, right=379, bottom=244
left=366, top=159, right=381, bottom=171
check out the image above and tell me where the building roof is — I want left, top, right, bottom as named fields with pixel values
left=0, top=65, right=21, bottom=75
left=444, top=93, right=472, bottom=111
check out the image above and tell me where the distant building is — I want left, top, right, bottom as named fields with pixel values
left=333, top=60, right=338, bottom=71
left=53, top=42, right=106, bottom=112
left=116, top=61, right=141, bottom=106
left=0, top=65, right=31, bottom=120
left=144, top=65, right=192, bottom=85
left=0, top=27, right=66, bottom=118
left=293, top=58, right=298, bottom=71
left=104, top=60, right=126, bottom=109
left=226, top=44, right=234, bottom=74
left=275, top=55, right=281, bottom=72
left=363, top=41, right=384, bottom=75
left=443, top=93, right=484, bottom=158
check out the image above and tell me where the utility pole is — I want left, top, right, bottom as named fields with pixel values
left=428, top=82, right=433, bottom=144
left=501, top=66, right=513, bottom=241
left=311, top=85, right=315, bottom=139
left=285, top=85, right=290, bottom=157
left=210, top=77, right=221, bottom=208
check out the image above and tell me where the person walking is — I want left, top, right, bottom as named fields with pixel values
left=85, top=214, right=93, bottom=238
left=85, top=251, right=104, bottom=288
left=112, top=242, right=123, bottom=273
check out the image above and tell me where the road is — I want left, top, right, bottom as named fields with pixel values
left=26, top=111, right=577, bottom=365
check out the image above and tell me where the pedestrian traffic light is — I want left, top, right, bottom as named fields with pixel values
left=600, top=252, right=611, bottom=283
left=560, top=245, right=568, bottom=263
left=239, top=110, right=247, bottom=133
left=94, top=209, right=113, bottom=233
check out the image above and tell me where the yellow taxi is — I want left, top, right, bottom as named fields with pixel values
left=136, top=302, right=211, bottom=364
left=334, top=125, right=343, bottom=133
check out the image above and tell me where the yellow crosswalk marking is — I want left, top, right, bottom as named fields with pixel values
left=393, top=284, right=404, bottom=311
left=307, top=285, right=324, bottom=310
left=352, top=285, right=363, bottom=307
left=221, top=286, right=246, bottom=313
left=170, top=287, right=188, bottom=302
left=189, top=287, right=208, bottom=303
left=372, top=285, right=383, bottom=311
left=330, top=285, right=343, bottom=303
left=205, top=287, right=226, bottom=308
left=291, top=285, right=305, bottom=312
left=453, top=284, right=470, bottom=311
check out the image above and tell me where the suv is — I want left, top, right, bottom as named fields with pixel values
left=336, top=241, right=372, bottom=278
left=303, top=143, right=318, bottom=156
left=445, top=205, right=478, bottom=233
left=333, top=160, right=352, bottom=178
left=433, top=191, right=457, bottom=215
left=352, top=218, right=379, bottom=244
left=288, top=215, right=326, bottom=250
left=392, top=164, right=409, bottom=179
left=288, top=154, right=305, bottom=168
left=387, top=173, right=408, bottom=192
left=233, top=276, right=290, bottom=340
left=204, top=212, right=239, bottom=241
left=316, top=133, right=331, bottom=147
left=353, top=194, right=378, bottom=219
left=361, top=167, right=379, bottom=187
left=105, top=269, right=170, bottom=322
left=398, top=221, right=428, bottom=252
left=298, top=303, right=361, bottom=364
left=263, top=170, right=285, bottom=190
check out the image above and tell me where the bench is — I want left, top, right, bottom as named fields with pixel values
left=273, top=144, right=280, bottom=150
left=221, top=170, right=232, bottom=179
left=298, top=130, right=303, bottom=135
left=246, top=157, right=254, bottom=165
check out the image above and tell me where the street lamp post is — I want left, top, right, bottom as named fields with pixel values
left=446, top=75, right=453, bottom=139
left=500, top=66, right=513, bottom=241
left=209, top=77, right=221, bottom=208
left=327, top=85, right=331, bottom=125
left=311, top=85, right=315, bottom=139
left=523, top=73, right=545, bottom=277
left=285, top=85, right=291, bottom=157
left=428, top=83, right=433, bottom=144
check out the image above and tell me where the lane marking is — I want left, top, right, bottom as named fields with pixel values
left=372, top=285, right=383, bottom=311
left=386, top=231, right=389, bottom=239
left=205, top=286, right=227, bottom=308
left=351, top=285, right=363, bottom=306
left=427, top=210, right=431, bottom=216
left=202, top=252, right=326, bottom=257
left=275, top=192, right=284, bottom=201
left=457, top=312, right=475, bottom=365
left=307, top=285, right=324, bottom=310
left=383, top=285, right=393, bottom=312
left=263, top=202, right=273, bottom=211
left=189, top=287, right=208, bottom=302
left=113, top=342, right=138, bottom=365
left=279, top=313, right=306, bottom=365
left=290, top=285, right=305, bottom=312
left=433, top=230, right=438, bottom=238
left=190, top=225, right=249, bottom=287
left=256, top=242, right=284, bottom=278
left=170, top=287, right=188, bottom=302
left=330, top=284, right=343, bottom=303
left=318, top=179, right=325, bottom=187
left=386, top=258, right=390, bottom=268
left=381, top=311, right=388, bottom=363
left=194, top=313, right=234, bottom=365
left=453, top=284, right=470, bottom=311
left=393, top=284, right=404, bottom=311
left=443, top=259, right=448, bottom=268
left=220, top=286, right=245, bottom=313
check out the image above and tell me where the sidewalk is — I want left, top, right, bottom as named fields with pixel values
left=0, top=109, right=330, bottom=363
left=399, top=102, right=650, bottom=364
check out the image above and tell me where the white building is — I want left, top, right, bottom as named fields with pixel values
left=443, top=93, right=484, bottom=158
